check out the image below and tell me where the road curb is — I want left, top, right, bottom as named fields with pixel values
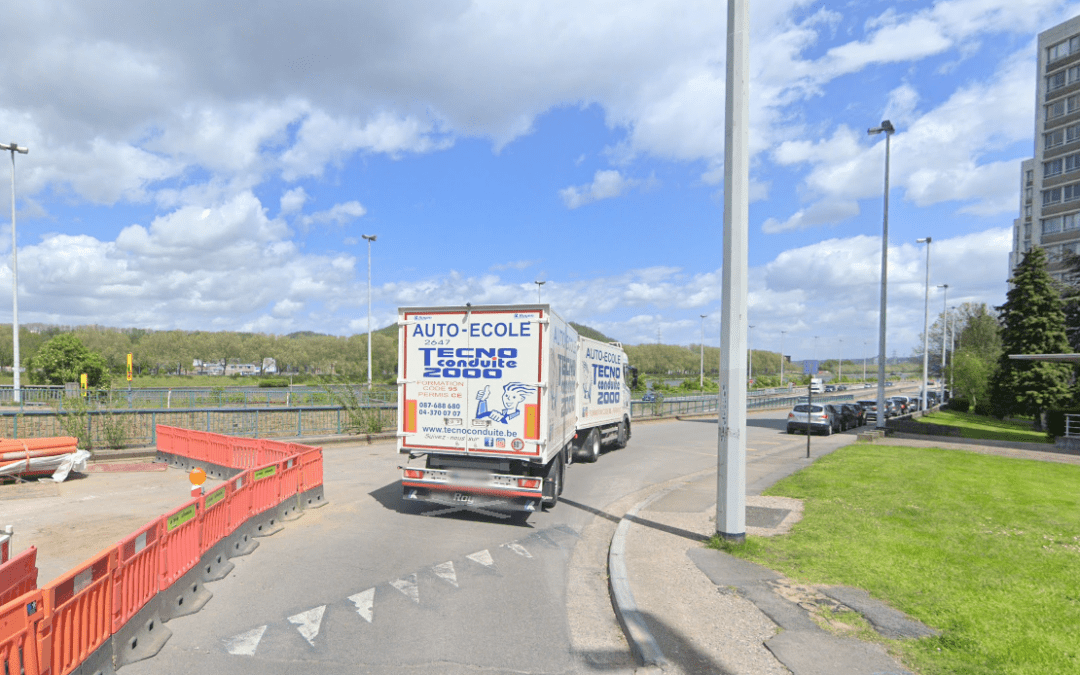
left=607, top=487, right=677, bottom=669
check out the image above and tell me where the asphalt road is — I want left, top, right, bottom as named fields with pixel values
left=121, top=404, right=886, bottom=675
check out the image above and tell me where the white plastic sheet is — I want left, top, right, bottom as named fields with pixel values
left=0, top=450, right=91, bottom=482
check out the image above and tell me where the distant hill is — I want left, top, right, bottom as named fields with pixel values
left=570, top=322, right=618, bottom=343
left=285, top=330, right=332, bottom=339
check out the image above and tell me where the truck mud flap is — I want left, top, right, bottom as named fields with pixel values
left=402, top=486, right=542, bottom=515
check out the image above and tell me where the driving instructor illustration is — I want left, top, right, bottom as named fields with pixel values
left=475, top=382, right=534, bottom=424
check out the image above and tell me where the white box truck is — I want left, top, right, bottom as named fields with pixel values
left=397, top=304, right=580, bottom=515
left=571, top=336, right=631, bottom=462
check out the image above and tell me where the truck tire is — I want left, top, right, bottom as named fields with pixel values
left=542, top=454, right=563, bottom=510
left=583, top=428, right=601, bottom=463
left=615, top=420, right=628, bottom=449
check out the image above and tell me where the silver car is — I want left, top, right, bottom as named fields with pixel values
left=786, top=403, right=835, bottom=435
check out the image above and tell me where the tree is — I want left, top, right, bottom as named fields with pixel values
left=27, top=334, right=110, bottom=387
left=988, top=248, right=1072, bottom=426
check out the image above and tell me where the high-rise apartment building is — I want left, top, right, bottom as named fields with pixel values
left=1010, top=16, right=1080, bottom=281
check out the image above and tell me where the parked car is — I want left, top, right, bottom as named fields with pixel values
left=786, top=403, right=835, bottom=435
left=863, top=383, right=873, bottom=388
left=641, top=392, right=661, bottom=403
left=889, top=396, right=911, bottom=415
left=824, top=404, right=846, bottom=432
left=824, top=384, right=837, bottom=393
left=840, top=402, right=864, bottom=427
left=858, top=398, right=887, bottom=424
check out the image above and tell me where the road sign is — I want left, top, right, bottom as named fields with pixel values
left=803, top=360, right=818, bottom=375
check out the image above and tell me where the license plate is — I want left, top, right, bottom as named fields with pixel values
left=454, top=493, right=473, bottom=504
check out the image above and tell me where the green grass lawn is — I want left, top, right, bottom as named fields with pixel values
left=713, top=444, right=1080, bottom=675
left=917, top=409, right=1050, bottom=444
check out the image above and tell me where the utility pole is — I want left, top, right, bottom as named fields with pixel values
left=716, top=0, right=749, bottom=544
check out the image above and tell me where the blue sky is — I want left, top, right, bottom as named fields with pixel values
left=1, top=0, right=1077, bottom=361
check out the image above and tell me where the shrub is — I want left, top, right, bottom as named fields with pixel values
left=948, top=397, right=971, bottom=412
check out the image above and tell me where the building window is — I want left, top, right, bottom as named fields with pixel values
left=1027, top=187, right=1033, bottom=202
left=1027, top=169, right=1035, bottom=185
left=1046, top=94, right=1080, bottom=120
left=1048, top=36, right=1080, bottom=63
left=1047, top=128, right=1065, bottom=148
left=1047, top=158, right=1063, bottom=177
left=1048, top=65, right=1080, bottom=95
left=1041, top=212, right=1080, bottom=234
left=1025, top=222, right=1032, bottom=238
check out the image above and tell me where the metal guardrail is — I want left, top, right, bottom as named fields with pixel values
left=0, top=385, right=396, bottom=410
left=0, top=404, right=396, bottom=450
left=629, top=392, right=855, bottom=419
left=1065, top=414, right=1080, bottom=437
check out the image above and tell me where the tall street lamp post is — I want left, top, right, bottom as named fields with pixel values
left=837, top=338, right=843, bottom=384
left=699, top=314, right=707, bottom=390
left=949, top=305, right=956, bottom=396
left=868, top=119, right=895, bottom=429
left=362, top=234, right=377, bottom=390
left=938, top=284, right=949, bottom=403
left=748, top=324, right=755, bottom=388
left=1, top=142, right=28, bottom=404
left=917, top=237, right=932, bottom=410
left=534, top=280, right=545, bottom=303
left=779, top=330, right=787, bottom=386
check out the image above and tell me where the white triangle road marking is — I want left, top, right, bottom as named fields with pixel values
left=288, top=605, right=326, bottom=647
left=466, top=549, right=495, bottom=567
left=433, top=561, right=458, bottom=587
left=349, top=588, right=375, bottom=623
left=390, top=574, right=420, bottom=603
left=223, top=625, right=267, bottom=656
left=503, top=542, right=532, bottom=558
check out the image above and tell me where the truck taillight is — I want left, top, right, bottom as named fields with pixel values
left=404, top=469, right=424, bottom=479
left=517, top=478, right=541, bottom=489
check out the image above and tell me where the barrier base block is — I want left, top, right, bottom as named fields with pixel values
left=159, top=565, right=213, bottom=622
left=198, top=461, right=243, bottom=481
left=70, top=636, right=117, bottom=675
left=199, top=541, right=236, bottom=582
left=279, top=495, right=304, bottom=522
left=298, top=485, right=328, bottom=510
left=224, top=523, right=260, bottom=559
left=250, top=507, right=285, bottom=538
left=113, top=596, right=172, bottom=668
left=155, top=451, right=187, bottom=471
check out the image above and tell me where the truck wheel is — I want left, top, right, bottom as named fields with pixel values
left=542, top=455, right=563, bottom=510
left=580, top=428, right=600, bottom=463
left=615, top=421, right=628, bottom=449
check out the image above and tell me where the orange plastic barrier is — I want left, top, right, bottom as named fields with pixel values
left=42, top=548, right=116, bottom=675
left=113, top=520, right=162, bottom=632
left=154, top=426, right=183, bottom=456
left=250, top=462, right=281, bottom=515
left=200, top=483, right=232, bottom=554
left=226, top=470, right=253, bottom=535
left=228, top=437, right=260, bottom=469
left=0, top=590, right=44, bottom=675
left=298, top=449, right=324, bottom=492
left=279, top=456, right=300, bottom=500
left=0, top=546, right=38, bottom=608
left=158, top=499, right=202, bottom=590
left=1, top=538, right=7, bottom=564
left=258, top=439, right=293, bottom=465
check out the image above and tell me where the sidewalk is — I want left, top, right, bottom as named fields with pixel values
left=610, top=435, right=1080, bottom=675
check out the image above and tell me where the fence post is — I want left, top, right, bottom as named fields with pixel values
left=298, top=408, right=303, bottom=436
left=255, top=409, right=260, bottom=438
left=207, top=410, right=211, bottom=432
left=152, top=412, right=157, bottom=445
left=337, top=408, right=341, bottom=434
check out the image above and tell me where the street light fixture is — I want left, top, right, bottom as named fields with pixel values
left=917, top=237, right=932, bottom=410
left=1, top=142, right=28, bottom=404
left=949, top=305, right=957, bottom=396
left=938, top=284, right=949, bottom=403
left=868, top=119, right=895, bottom=429
left=699, top=315, right=707, bottom=390
left=362, top=234, right=377, bottom=390
left=534, top=280, right=545, bottom=303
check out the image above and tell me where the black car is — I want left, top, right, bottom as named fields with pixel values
left=840, top=403, right=864, bottom=427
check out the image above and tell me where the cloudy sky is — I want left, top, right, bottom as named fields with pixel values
left=0, top=0, right=1073, bottom=360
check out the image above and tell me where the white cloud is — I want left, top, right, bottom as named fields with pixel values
left=559, top=169, right=656, bottom=209
left=490, top=260, right=538, bottom=271
left=280, top=187, right=308, bottom=214
left=300, top=201, right=367, bottom=227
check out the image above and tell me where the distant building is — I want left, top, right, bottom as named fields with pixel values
left=1010, top=15, right=1080, bottom=281
left=262, top=357, right=278, bottom=374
